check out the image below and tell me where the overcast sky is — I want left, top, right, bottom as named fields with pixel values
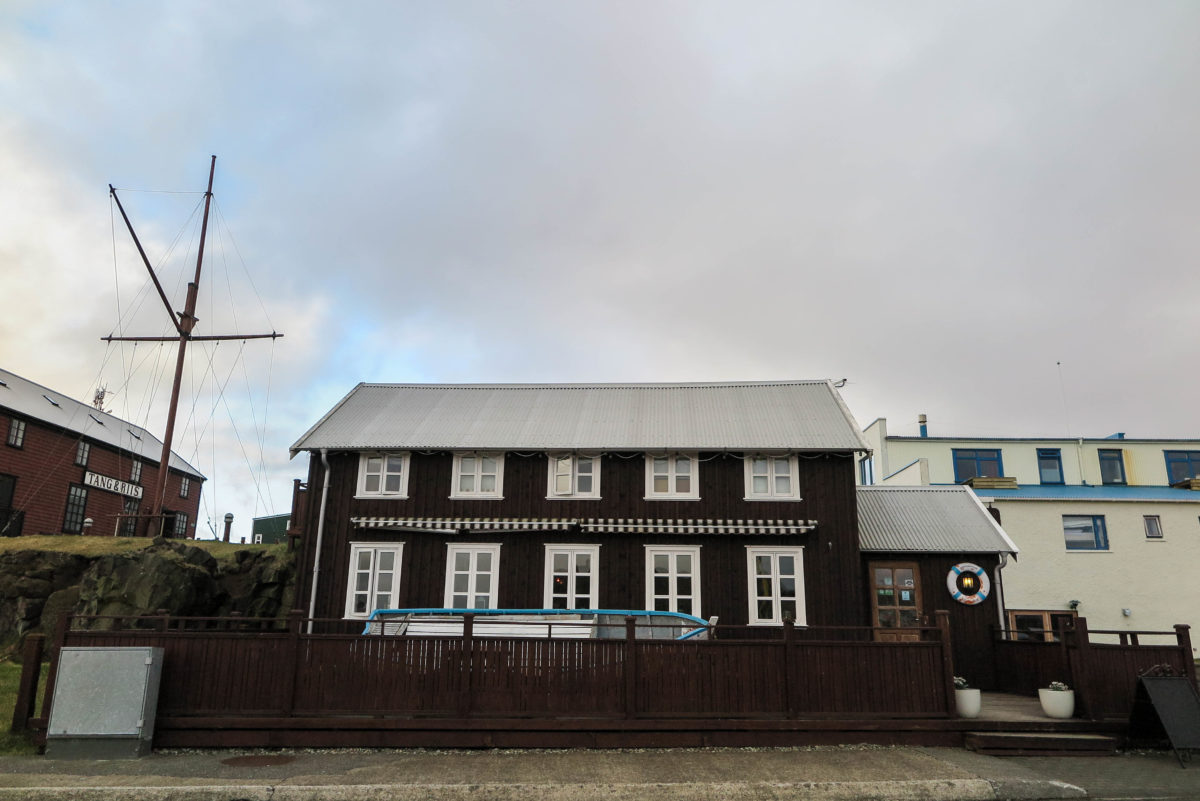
left=1, top=1, right=1197, bottom=539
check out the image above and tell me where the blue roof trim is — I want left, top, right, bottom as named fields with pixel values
left=950, top=485, right=1200, bottom=502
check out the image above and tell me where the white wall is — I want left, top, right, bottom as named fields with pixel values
left=989, top=498, right=1200, bottom=652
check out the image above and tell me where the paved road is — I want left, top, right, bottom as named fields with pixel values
left=0, top=746, right=1196, bottom=800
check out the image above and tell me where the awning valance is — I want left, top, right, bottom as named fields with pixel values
left=350, top=516, right=817, bottom=535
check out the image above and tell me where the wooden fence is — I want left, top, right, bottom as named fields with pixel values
left=13, top=610, right=960, bottom=746
left=993, top=617, right=1196, bottom=719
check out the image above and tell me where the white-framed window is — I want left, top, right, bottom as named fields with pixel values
left=345, top=542, right=404, bottom=618
left=356, top=452, right=410, bottom=498
left=546, top=454, right=600, bottom=498
left=744, top=455, right=801, bottom=500
left=746, top=547, right=805, bottom=625
left=644, top=453, right=700, bottom=500
left=74, top=441, right=90, bottom=467
left=129, top=459, right=143, bottom=484
left=445, top=543, right=501, bottom=608
left=451, top=453, right=504, bottom=499
left=644, top=545, right=701, bottom=616
left=544, top=544, right=600, bottom=609
left=179, top=476, right=190, bottom=498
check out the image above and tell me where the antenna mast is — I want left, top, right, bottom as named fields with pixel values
left=104, top=156, right=282, bottom=537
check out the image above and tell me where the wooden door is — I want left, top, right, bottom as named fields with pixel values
left=869, top=562, right=922, bottom=642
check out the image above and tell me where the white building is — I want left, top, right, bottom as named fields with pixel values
left=860, top=418, right=1200, bottom=653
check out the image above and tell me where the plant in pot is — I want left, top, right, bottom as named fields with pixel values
left=954, top=676, right=981, bottom=719
left=1038, top=681, right=1075, bottom=719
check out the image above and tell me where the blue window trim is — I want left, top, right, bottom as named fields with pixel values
left=1063, top=514, right=1108, bottom=551
left=952, top=448, right=1003, bottom=483
left=1036, top=448, right=1064, bottom=485
left=1098, top=449, right=1126, bottom=485
left=1164, top=450, right=1200, bottom=485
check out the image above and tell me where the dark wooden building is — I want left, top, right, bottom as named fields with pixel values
left=290, top=382, right=1015, bottom=661
left=0, top=368, right=204, bottom=538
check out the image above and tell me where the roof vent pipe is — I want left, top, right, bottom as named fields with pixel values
left=918, top=414, right=928, bottom=438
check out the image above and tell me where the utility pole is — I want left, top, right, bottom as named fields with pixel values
left=104, top=156, right=282, bottom=537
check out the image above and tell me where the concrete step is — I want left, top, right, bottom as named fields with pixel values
left=965, top=731, right=1119, bottom=756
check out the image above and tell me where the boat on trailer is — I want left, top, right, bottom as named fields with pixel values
left=363, top=608, right=715, bottom=640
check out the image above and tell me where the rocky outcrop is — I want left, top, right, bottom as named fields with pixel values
left=0, top=540, right=296, bottom=651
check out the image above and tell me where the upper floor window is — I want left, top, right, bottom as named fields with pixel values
left=1143, top=515, right=1163, bottom=539
left=1164, top=451, right=1200, bottom=485
left=444, top=543, right=500, bottom=608
left=1036, top=449, right=1063, bottom=484
left=746, top=547, right=805, bottom=625
left=547, top=454, right=599, bottom=499
left=952, top=449, right=1002, bottom=483
left=645, top=545, right=700, bottom=616
left=1063, top=514, right=1108, bottom=551
left=6, top=419, right=25, bottom=448
left=172, top=511, right=189, bottom=537
left=644, top=453, right=699, bottom=500
left=179, top=476, right=190, bottom=498
left=345, top=542, right=403, bottom=618
left=744, top=455, right=801, bottom=500
left=451, top=453, right=504, bottom=499
left=74, top=441, right=90, bottom=467
left=129, top=459, right=143, bottom=484
left=545, top=544, right=599, bottom=609
left=1098, top=449, right=1125, bottom=485
left=357, top=452, right=409, bottom=498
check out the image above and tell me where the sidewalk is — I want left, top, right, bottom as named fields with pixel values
left=0, top=745, right=1194, bottom=800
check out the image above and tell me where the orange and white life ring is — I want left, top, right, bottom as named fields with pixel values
left=947, top=563, right=989, bottom=605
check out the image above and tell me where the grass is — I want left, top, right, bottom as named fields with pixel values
left=0, top=659, right=46, bottom=756
left=0, top=535, right=286, bottom=558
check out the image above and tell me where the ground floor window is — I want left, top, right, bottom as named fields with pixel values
left=1062, top=514, right=1108, bottom=550
left=1007, top=610, right=1076, bottom=642
left=746, top=547, right=805, bottom=625
left=172, top=511, right=189, bottom=538
left=62, top=484, right=88, bottom=534
left=345, top=542, right=404, bottom=618
left=120, top=498, right=140, bottom=536
left=445, top=543, right=500, bottom=608
left=644, top=545, right=701, bottom=616
left=544, top=544, right=599, bottom=609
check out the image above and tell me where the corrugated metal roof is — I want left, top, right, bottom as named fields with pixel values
left=291, top=381, right=869, bottom=454
left=857, top=485, right=1017, bottom=554
left=0, top=368, right=204, bottom=479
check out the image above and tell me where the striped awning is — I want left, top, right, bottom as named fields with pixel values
left=350, top=516, right=816, bottom=535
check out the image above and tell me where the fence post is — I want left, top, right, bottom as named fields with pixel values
left=156, top=609, right=170, bottom=633
left=782, top=619, right=798, bottom=718
left=459, top=613, right=475, bottom=718
left=935, top=610, right=956, bottom=717
left=282, top=609, right=304, bottom=716
left=37, top=612, right=72, bottom=742
left=10, top=635, right=45, bottom=733
left=624, top=616, right=638, bottom=720
left=1071, top=616, right=1101, bottom=721
left=1175, top=625, right=1197, bottom=687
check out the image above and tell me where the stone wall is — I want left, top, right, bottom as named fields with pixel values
left=0, top=539, right=296, bottom=654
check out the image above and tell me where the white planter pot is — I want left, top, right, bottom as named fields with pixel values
left=1038, top=688, right=1075, bottom=719
left=955, top=688, right=982, bottom=719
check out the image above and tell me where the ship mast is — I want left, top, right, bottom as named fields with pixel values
left=104, top=155, right=282, bottom=537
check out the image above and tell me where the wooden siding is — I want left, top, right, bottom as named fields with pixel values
left=295, top=450, right=863, bottom=628
left=0, top=410, right=201, bottom=537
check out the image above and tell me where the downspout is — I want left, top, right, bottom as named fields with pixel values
left=306, top=449, right=332, bottom=634
left=994, top=551, right=1009, bottom=631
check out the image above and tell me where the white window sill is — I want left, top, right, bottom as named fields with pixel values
left=1063, top=549, right=1112, bottom=554
left=643, top=496, right=701, bottom=502
left=546, top=495, right=601, bottom=501
left=449, top=494, right=504, bottom=501
left=743, top=496, right=803, bottom=502
left=747, top=620, right=807, bottom=627
left=354, top=494, right=410, bottom=501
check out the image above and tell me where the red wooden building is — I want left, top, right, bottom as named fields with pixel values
left=0, top=368, right=204, bottom=538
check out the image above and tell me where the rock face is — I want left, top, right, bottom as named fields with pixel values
left=0, top=541, right=296, bottom=651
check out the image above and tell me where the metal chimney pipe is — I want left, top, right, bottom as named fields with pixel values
left=918, top=414, right=928, bottom=438
left=222, top=512, right=233, bottom=543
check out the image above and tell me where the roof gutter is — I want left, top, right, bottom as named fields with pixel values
left=306, top=448, right=332, bottom=633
